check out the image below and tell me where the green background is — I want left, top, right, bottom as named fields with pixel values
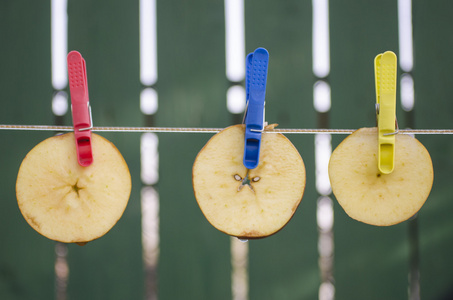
left=1, top=0, right=452, bottom=299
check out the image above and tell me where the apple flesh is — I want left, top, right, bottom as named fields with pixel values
left=16, top=132, right=131, bottom=244
left=192, top=124, right=306, bottom=238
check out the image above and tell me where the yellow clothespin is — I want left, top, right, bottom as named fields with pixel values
left=374, top=51, right=397, bottom=174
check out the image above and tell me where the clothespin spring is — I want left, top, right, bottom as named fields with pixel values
left=375, top=103, right=399, bottom=136
left=78, top=105, right=93, bottom=132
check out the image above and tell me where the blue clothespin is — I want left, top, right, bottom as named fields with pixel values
left=243, top=47, right=269, bottom=169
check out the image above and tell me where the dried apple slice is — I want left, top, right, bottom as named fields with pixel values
left=328, top=127, right=433, bottom=226
left=16, top=132, right=131, bottom=244
left=192, top=124, right=306, bottom=238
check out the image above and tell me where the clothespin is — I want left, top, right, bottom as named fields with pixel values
left=374, top=51, right=397, bottom=174
left=243, top=47, right=269, bottom=169
left=67, top=51, right=93, bottom=167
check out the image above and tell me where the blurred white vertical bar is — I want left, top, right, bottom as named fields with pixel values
left=52, top=2, right=69, bottom=299
left=227, top=85, right=246, bottom=114
left=312, top=0, right=330, bottom=78
left=319, top=281, right=335, bottom=300
left=398, top=0, right=415, bottom=112
left=398, top=0, right=413, bottom=72
left=317, top=196, right=335, bottom=300
left=231, top=237, right=248, bottom=300
left=317, top=196, right=334, bottom=288
left=399, top=2, right=419, bottom=300
left=141, top=186, right=160, bottom=267
left=55, top=243, right=69, bottom=300
left=51, top=0, right=68, bottom=90
left=141, top=186, right=160, bottom=300
left=141, top=133, right=159, bottom=186
left=317, top=197, right=334, bottom=233
left=141, top=133, right=159, bottom=300
left=226, top=2, right=248, bottom=299
left=141, top=87, right=159, bottom=115
left=314, top=80, right=331, bottom=113
left=225, top=0, right=245, bottom=82
left=313, top=0, right=334, bottom=299
left=400, top=74, right=414, bottom=111
left=140, top=1, right=159, bottom=298
left=314, top=134, right=332, bottom=196
left=140, top=0, right=158, bottom=86
left=52, top=91, right=69, bottom=116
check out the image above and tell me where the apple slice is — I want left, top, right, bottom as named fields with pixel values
left=328, top=127, right=433, bottom=226
left=192, top=124, right=306, bottom=239
left=16, top=132, right=131, bottom=244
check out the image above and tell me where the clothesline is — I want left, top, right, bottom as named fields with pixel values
left=0, top=124, right=452, bottom=135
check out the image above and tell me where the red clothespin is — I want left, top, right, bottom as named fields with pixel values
left=67, top=51, right=93, bottom=167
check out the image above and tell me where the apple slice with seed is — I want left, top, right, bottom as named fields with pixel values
left=192, top=124, right=306, bottom=239
left=328, top=127, right=433, bottom=226
left=16, top=132, right=131, bottom=244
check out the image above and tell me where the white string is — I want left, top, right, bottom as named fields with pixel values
left=0, top=124, right=452, bottom=135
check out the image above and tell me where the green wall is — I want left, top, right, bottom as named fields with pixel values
left=0, top=1, right=452, bottom=299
